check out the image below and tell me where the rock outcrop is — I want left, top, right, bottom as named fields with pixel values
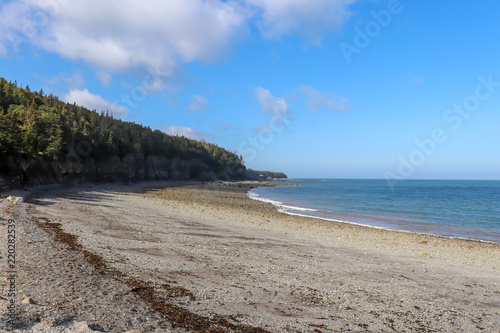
left=0, top=153, right=211, bottom=191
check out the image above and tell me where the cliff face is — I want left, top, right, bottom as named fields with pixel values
left=0, top=77, right=247, bottom=191
left=0, top=153, right=222, bottom=191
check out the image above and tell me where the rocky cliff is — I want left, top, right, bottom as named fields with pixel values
left=0, top=153, right=233, bottom=191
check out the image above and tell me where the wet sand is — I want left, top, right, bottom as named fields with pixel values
left=1, top=181, right=499, bottom=332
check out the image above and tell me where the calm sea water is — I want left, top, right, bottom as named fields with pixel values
left=249, top=179, right=500, bottom=244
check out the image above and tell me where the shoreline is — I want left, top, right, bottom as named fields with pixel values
left=249, top=182, right=500, bottom=246
left=274, top=209, right=500, bottom=246
left=1, top=180, right=499, bottom=332
left=251, top=191, right=500, bottom=246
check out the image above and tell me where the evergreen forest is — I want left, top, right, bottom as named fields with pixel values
left=0, top=77, right=247, bottom=184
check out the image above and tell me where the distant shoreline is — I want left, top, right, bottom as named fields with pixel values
left=272, top=178, right=315, bottom=181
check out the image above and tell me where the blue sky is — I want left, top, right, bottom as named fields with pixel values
left=1, top=0, right=499, bottom=180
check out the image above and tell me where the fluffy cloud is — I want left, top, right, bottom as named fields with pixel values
left=409, top=73, right=424, bottom=84
left=161, top=125, right=207, bottom=140
left=0, top=0, right=246, bottom=75
left=252, top=124, right=273, bottom=133
left=0, top=0, right=358, bottom=74
left=95, top=70, right=112, bottom=87
left=219, top=122, right=233, bottom=130
left=189, top=95, right=209, bottom=112
left=218, top=121, right=243, bottom=132
left=45, top=71, right=85, bottom=90
left=254, top=87, right=290, bottom=123
left=64, top=89, right=129, bottom=117
left=298, top=86, right=348, bottom=112
left=0, top=1, right=34, bottom=51
left=245, top=0, right=356, bottom=41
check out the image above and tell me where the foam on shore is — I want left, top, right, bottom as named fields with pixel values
left=248, top=187, right=500, bottom=246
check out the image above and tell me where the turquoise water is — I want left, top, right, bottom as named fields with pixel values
left=249, top=180, right=500, bottom=244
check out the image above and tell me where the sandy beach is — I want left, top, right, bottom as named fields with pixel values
left=1, top=181, right=499, bottom=332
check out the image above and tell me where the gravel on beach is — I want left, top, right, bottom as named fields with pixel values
left=1, top=180, right=499, bottom=332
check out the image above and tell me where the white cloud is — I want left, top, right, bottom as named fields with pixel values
left=254, top=87, right=290, bottom=122
left=0, top=0, right=358, bottom=72
left=45, top=71, right=85, bottom=89
left=219, top=122, right=233, bottom=130
left=64, top=89, right=129, bottom=117
left=161, top=125, right=207, bottom=140
left=298, top=86, right=348, bottom=112
left=219, top=121, right=243, bottom=132
left=0, top=0, right=246, bottom=74
left=245, top=0, right=356, bottom=42
left=252, top=124, right=273, bottom=133
left=95, top=70, right=112, bottom=87
left=189, top=95, right=209, bottom=112
left=409, top=73, right=424, bottom=84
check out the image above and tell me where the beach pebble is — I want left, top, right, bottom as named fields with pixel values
left=7, top=196, right=24, bottom=203
left=21, top=297, right=36, bottom=304
left=124, top=330, right=143, bottom=333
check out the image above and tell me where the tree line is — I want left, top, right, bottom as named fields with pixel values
left=0, top=77, right=245, bottom=179
left=246, top=169, right=287, bottom=180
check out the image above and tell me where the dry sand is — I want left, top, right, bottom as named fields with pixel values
left=1, top=181, right=499, bottom=332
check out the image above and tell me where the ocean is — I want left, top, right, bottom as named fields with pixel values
left=248, top=179, right=500, bottom=244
